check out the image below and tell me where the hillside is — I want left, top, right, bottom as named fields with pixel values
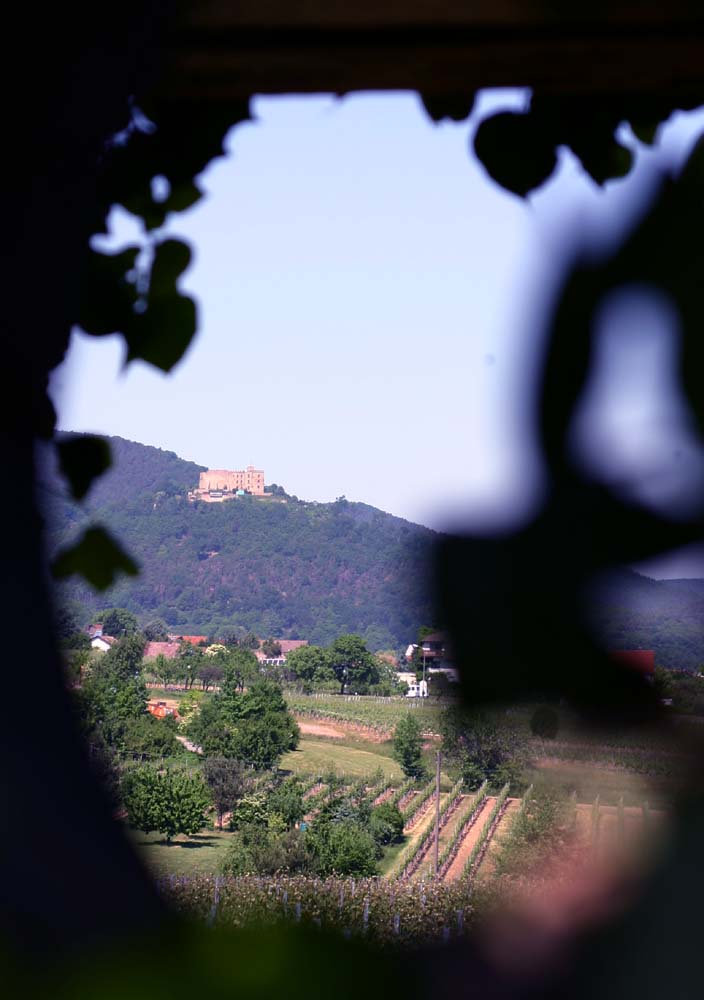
left=39, top=435, right=704, bottom=665
left=586, top=569, right=704, bottom=671
left=40, top=435, right=436, bottom=649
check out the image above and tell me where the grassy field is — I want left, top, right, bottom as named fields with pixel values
left=526, top=759, right=677, bottom=807
left=130, top=827, right=233, bottom=877
left=281, top=737, right=404, bottom=780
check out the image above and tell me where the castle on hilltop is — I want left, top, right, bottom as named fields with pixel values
left=189, top=466, right=271, bottom=503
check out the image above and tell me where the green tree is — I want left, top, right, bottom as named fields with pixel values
left=306, top=821, right=378, bottom=876
left=285, top=645, right=333, bottom=685
left=122, top=765, right=211, bottom=842
left=241, top=631, right=260, bottom=650
left=268, top=777, right=305, bottom=829
left=194, top=678, right=299, bottom=768
left=101, top=633, right=146, bottom=681
left=327, top=634, right=379, bottom=695
left=392, top=715, right=426, bottom=779
left=121, top=714, right=179, bottom=760
left=369, top=802, right=404, bottom=845
left=203, top=757, right=248, bottom=829
left=143, top=618, right=169, bottom=641
left=261, top=637, right=282, bottom=657
left=100, top=608, right=140, bottom=637
left=440, top=706, right=526, bottom=790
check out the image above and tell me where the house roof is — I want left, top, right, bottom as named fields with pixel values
left=609, top=650, right=656, bottom=675
left=144, top=641, right=181, bottom=660
left=421, top=631, right=446, bottom=644
left=169, top=634, right=207, bottom=646
left=277, top=639, right=308, bottom=654
left=91, top=634, right=116, bottom=647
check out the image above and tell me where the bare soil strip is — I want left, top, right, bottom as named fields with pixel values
left=398, top=790, right=417, bottom=813
left=296, top=719, right=347, bottom=739
left=302, top=782, right=325, bottom=801
left=442, top=797, right=496, bottom=883
left=373, top=787, right=395, bottom=807
left=413, top=795, right=469, bottom=882
left=293, top=714, right=389, bottom=743
left=404, top=794, right=436, bottom=833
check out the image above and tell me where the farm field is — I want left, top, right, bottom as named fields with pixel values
left=284, top=692, right=445, bottom=736
left=281, top=737, right=403, bottom=781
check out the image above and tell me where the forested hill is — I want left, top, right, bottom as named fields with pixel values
left=587, top=569, right=704, bottom=671
left=39, top=435, right=436, bottom=649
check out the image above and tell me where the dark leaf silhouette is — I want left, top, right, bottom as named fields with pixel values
left=52, top=526, right=139, bottom=590
left=56, top=435, right=111, bottom=501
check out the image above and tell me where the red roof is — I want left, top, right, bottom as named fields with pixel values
left=278, top=639, right=308, bottom=654
left=171, top=634, right=207, bottom=646
left=609, top=650, right=655, bottom=675
left=144, top=641, right=181, bottom=660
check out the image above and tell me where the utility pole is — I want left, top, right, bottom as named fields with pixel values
left=434, top=748, right=441, bottom=876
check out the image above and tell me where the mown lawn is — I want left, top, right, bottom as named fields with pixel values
left=281, top=737, right=404, bottom=781
left=130, top=827, right=233, bottom=877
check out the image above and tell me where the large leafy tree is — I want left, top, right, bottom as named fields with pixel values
left=285, top=645, right=333, bottom=685
left=191, top=675, right=299, bottom=769
left=100, top=608, right=140, bottom=637
left=122, top=765, right=211, bottom=842
left=327, top=634, right=379, bottom=695
left=101, top=633, right=146, bottom=681
left=203, top=757, right=248, bottom=829
left=440, top=706, right=526, bottom=790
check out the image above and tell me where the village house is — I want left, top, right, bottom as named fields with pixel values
left=255, top=639, right=308, bottom=666
left=90, top=635, right=117, bottom=653
left=405, top=631, right=459, bottom=682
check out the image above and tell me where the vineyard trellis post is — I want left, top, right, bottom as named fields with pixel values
left=434, top=749, right=441, bottom=876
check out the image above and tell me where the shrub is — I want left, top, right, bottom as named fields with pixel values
left=122, top=765, right=211, bottom=842
left=530, top=705, right=560, bottom=739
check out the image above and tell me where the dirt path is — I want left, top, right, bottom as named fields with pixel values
left=176, top=734, right=202, bottom=754
left=297, top=719, right=347, bottom=739
left=443, top=797, right=496, bottom=883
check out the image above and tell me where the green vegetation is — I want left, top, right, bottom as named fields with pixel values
left=122, top=765, right=211, bottom=841
left=285, top=692, right=443, bottom=735
left=494, top=784, right=564, bottom=875
left=392, top=715, right=426, bottom=778
left=282, top=739, right=402, bottom=781
left=188, top=672, right=299, bottom=769
left=43, top=435, right=435, bottom=649
left=440, top=706, right=526, bottom=790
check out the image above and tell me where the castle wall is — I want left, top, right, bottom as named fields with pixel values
left=198, top=466, right=265, bottom=495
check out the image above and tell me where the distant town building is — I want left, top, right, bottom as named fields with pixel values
left=405, top=631, right=459, bottom=683
left=255, top=639, right=308, bottom=666
left=189, top=466, right=271, bottom=502
left=91, top=635, right=116, bottom=653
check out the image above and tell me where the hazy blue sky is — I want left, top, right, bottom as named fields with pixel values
left=51, top=91, right=704, bottom=572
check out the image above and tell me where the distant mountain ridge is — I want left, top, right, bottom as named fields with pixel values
left=587, top=568, right=704, bottom=671
left=39, top=434, right=704, bottom=667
